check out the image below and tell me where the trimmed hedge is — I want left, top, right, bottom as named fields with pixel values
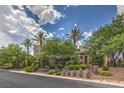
left=75, top=65, right=79, bottom=70
left=24, top=66, right=33, bottom=72
left=68, top=64, right=75, bottom=70
left=50, top=64, right=63, bottom=69
left=80, top=64, right=86, bottom=70
left=100, top=71, right=113, bottom=76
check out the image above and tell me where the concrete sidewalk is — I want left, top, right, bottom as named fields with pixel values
left=1, top=69, right=124, bottom=87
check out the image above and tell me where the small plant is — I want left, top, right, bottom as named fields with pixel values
left=55, top=72, right=62, bottom=76
left=32, top=64, right=39, bottom=72
left=102, top=65, right=109, bottom=71
left=48, top=70, right=54, bottom=75
left=68, top=64, right=75, bottom=70
left=119, top=62, right=124, bottom=68
left=80, top=64, right=86, bottom=70
left=100, top=71, right=113, bottom=76
left=75, top=65, right=79, bottom=70
left=50, top=64, right=63, bottom=69
left=24, top=66, right=33, bottom=72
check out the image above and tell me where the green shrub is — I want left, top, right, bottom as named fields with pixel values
left=100, top=71, right=113, bottom=76
left=24, top=66, right=33, bottom=72
left=68, top=64, right=75, bottom=70
left=0, top=66, right=12, bottom=70
left=75, top=65, right=79, bottom=70
left=102, top=65, right=109, bottom=71
left=119, top=62, right=124, bottom=68
left=50, top=64, right=63, bottom=69
left=32, top=64, right=39, bottom=71
left=48, top=70, right=54, bottom=75
left=80, top=64, right=86, bottom=70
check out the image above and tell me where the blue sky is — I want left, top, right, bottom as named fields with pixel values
left=24, top=5, right=117, bottom=38
left=42, top=6, right=116, bottom=35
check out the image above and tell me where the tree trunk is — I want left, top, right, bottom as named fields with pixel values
left=109, top=54, right=116, bottom=67
left=40, top=41, right=42, bottom=54
left=104, top=55, right=108, bottom=66
left=26, top=47, right=29, bottom=66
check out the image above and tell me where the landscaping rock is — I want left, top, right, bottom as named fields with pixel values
left=79, top=69, right=83, bottom=77
left=86, top=69, right=92, bottom=78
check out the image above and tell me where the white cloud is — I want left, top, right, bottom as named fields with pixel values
left=74, top=24, right=77, bottom=26
left=117, top=5, right=124, bottom=15
left=58, top=27, right=65, bottom=31
left=83, top=31, right=92, bottom=38
left=64, top=5, right=79, bottom=10
left=0, top=5, right=62, bottom=48
left=0, top=6, right=41, bottom=48
left=76, top=41, right=83, bottom=48
left=27, top=5, right=64, bottom=25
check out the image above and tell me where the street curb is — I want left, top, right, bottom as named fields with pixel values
left=1, top=69, right=124, bottom=87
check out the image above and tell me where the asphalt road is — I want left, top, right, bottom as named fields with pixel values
left=0, top=70, right=122, bottom=88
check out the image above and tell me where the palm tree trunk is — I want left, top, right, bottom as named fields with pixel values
left=40, top=41, right=42, bottom=54
left=26, top=47, right=29, bottom=66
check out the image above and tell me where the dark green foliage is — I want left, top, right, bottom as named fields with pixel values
left=50, top=64, right=63, bottom=69
left=75, top=65, right=79, bottom=70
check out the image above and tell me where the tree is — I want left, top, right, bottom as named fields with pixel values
left=0, top=44, right=27, bottom=68
left=67, top=26, right=83, bottom=47
left=42, top=37, right=76, bottom=66
left=33, top=31, right=47, bottom=53
left=22, top=38, right=33, bottom=66
left=86, top=15, right=124, bottom=67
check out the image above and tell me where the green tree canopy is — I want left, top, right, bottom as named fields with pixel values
left=86, top=15, right=124, bottom=67
left=0, top=44, right=28, bottom=68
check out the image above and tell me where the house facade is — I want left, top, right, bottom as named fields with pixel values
left=76, top=46, right=90, bottom=65
left=33, top=45, right=90, bottom=65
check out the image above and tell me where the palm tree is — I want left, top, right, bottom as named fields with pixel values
left=22, top=38, right=33, bottom=66
left=67, top=26, right=83, bottom=47
left=33, top=31, right=47, bottom=53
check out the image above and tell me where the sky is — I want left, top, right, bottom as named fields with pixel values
left=43, top=5, right=116, bottom=36
left=0, top=5, right=123, bottom=50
